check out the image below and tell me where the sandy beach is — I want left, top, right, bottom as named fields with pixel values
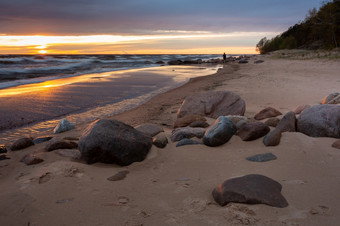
left=1, top=55, right=340, bottom=226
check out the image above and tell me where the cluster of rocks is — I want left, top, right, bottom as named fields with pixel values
left=2, top=90, right=339, bottom=209
left=166, top=56, right=260, bottom=65
left=0, top=118, right=78, bottom=164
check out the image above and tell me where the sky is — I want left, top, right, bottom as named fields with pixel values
left=0, top=0, right=324, bottom=54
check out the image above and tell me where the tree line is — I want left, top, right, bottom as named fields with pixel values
left=256, top=0, right=340, bottom=54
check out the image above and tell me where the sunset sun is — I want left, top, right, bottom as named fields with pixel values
left=38, top=49, right=47, bottom=54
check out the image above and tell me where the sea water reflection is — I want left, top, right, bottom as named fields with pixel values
left=0, top=65, right=221, bottom=144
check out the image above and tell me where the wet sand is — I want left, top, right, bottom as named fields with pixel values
left=1, top=55, right=340, bottom=226
left=0, top=65, right=220, bottom=143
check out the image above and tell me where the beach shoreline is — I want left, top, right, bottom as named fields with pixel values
left=0, top=64, right=221, bottom=144
left=1, top=55, right=340, bottom=226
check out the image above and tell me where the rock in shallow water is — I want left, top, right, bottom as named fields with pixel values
left=203, top=116, right=237, bottom=147
left=212, top=174, right=288, bottom=208
left=53, top=118, right=75, bottom=134
left=78, top=119, right=152, bottom=166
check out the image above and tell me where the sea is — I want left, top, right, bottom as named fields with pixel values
left=0, top=54, right=222, bottom=88
left=0, top=54, right=223, bottom=144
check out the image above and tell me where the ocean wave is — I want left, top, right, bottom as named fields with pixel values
left=0, top=54, right=222, bottom=86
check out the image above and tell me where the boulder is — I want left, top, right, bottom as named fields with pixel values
left=135, top=123, right=164, bottom=137
left=53, top=118, right=75, bottom=134
left=10, top=137, right=34, bottom=151
left=45, top=138, right=78, bottom=152
left=294, top=105, right=311, bottom=114
left=168, top=60, right=183, bottom=65
left=236, top=120, right=248, bottom=129
left=254, top=107, right=282, bottom=120
left=203, top=116, right=237, bottom=147
left=246, top=153, right=277, bottom=162
left=78, top=119, right=152, bottom=165
left=237, top=122, right=270, bottom=141
left=177, top=91, right=245, bottom=119
left=20, top=154, right=44, bottom=165
left=254, top=60, right=264, bottom=64
left=238, top=60, right=248, bottom=64
left=297, top=104, right=340, bottom=138
left=189, top=121, right=210, bottom=128
left=176, top=139, right=202, bottom=147
left=264, top=118, right=280, bottom=127
left=33, top=136, right=53, bottom=144
left=226, top=115, right=248, bottom=125
left=212, top=174, right=288, bottom=208
left=263, top=130, right=282, bottom=146
left=332, top=140, right=340, bottom=149
left=276, top=111, right=296, bottom=133
left=174, top=114, right=206, bottom=128
left=321, top=92, right=340, bottom=104
left=0, top=145, right=7, bottom=154
left=152, top=133, right=168, bottom=148
left=170, top=127, right=206, bottom=142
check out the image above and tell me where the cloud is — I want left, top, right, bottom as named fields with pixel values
left=0, top=0, right=322, bottom=35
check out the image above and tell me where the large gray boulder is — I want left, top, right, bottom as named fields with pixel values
left=203, top=116, right=237, bottom=147
left=212, top=174, right=288, bottom=208
left=78, top=119, right=152, bottom=166
left=177, top=91, right=245, bottom=119
left=297, top=105, right=340, bottom=138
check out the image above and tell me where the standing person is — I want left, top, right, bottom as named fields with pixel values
left=223, top=52, right=227, bottom=63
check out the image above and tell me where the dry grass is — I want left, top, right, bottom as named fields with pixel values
left=267, top=48, right=340, bottom=60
